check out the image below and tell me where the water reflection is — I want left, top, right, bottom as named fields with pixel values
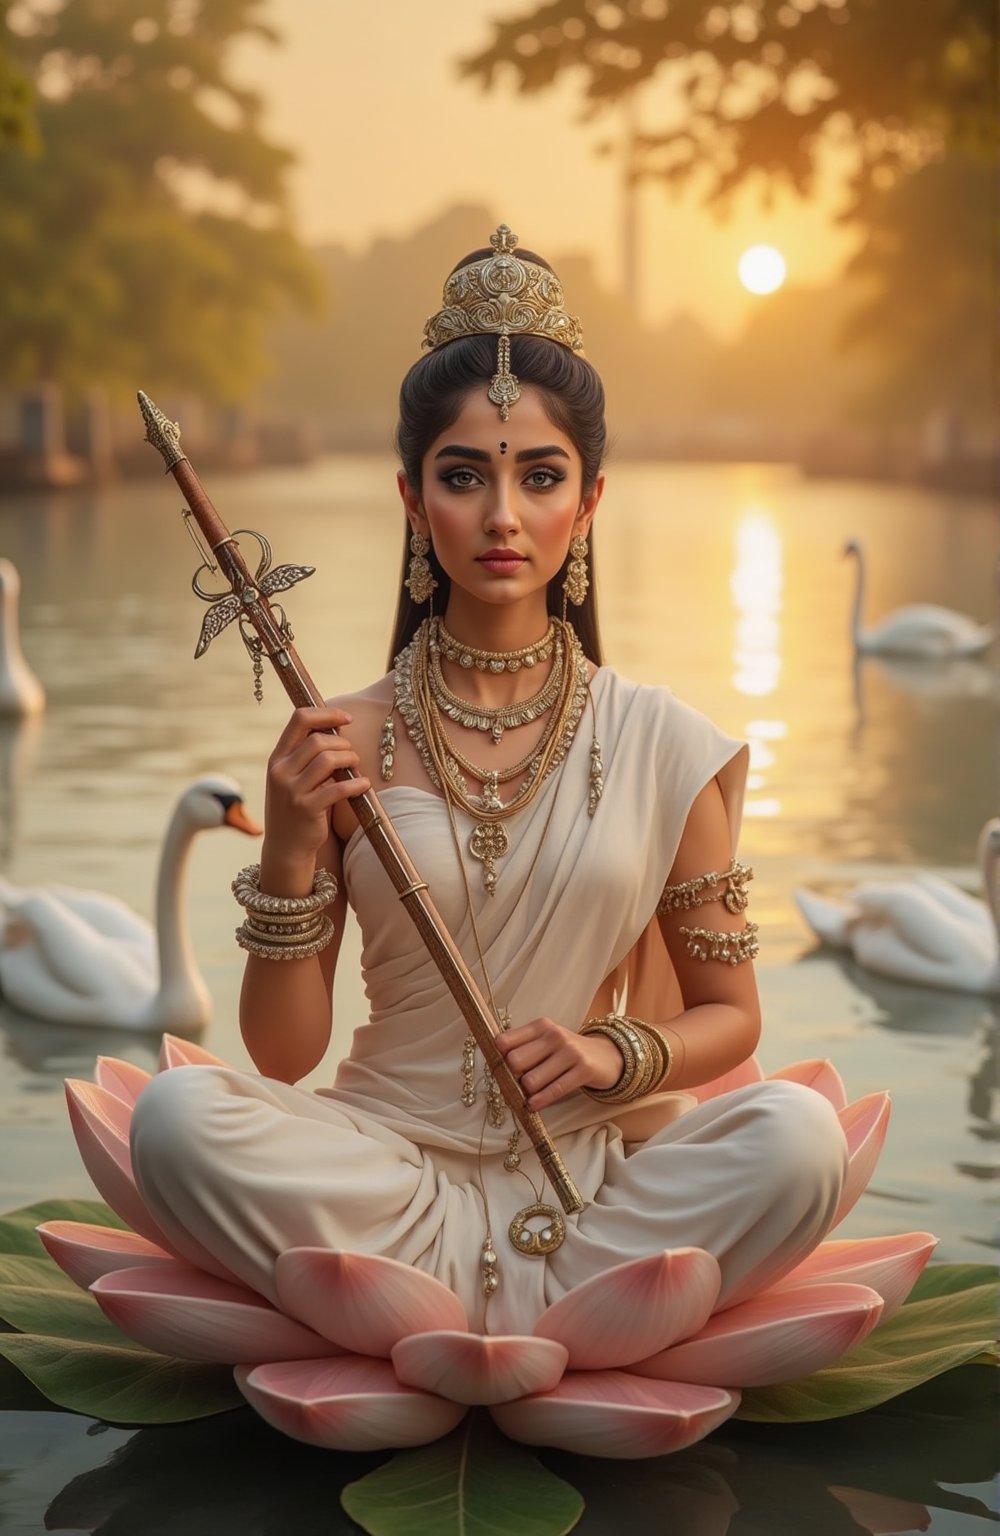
left=730, top=510, right=783, bottom=700
left=0, top=713, right=43, bottom=861
left=34, top=1368, right=997, bottom=1536
left=851, top=654, right=997, bottom=745
left=0, top=1001, right=164, bottom=1079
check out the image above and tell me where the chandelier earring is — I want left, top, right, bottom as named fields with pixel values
left=405, top=531, right=438, bottom=607
left=562, top=533, right=589, bottom=613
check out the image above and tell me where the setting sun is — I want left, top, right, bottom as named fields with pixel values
left=738, top=245, right=787, bottom=294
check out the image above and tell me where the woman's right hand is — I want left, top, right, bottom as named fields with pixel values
left=261, top=706, right=370, bottom=886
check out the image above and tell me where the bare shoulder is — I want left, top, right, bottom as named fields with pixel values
left=326, top=674, right=394, bottom=762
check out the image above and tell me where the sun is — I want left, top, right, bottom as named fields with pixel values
left=738, top=245, right=787, bottom=295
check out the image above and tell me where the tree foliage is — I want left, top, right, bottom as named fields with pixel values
left=0, top=0, right=321, bottom=398
left=460, top=0, right=995, bottom=217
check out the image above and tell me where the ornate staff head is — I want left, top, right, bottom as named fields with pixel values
left=421, top=225, right=585, bottom=421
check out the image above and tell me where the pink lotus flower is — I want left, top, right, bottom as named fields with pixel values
left=37, top=1038, right=936, bottom=1458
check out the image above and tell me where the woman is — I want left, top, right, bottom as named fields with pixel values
left=129, top=228, right=848, bottom=1348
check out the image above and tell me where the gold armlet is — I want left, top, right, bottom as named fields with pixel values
left=657, top=859, right=753, bottom=916
left=677, top=922, right=759, bottom=966
left=580, top=1015, right=673, bottom=1104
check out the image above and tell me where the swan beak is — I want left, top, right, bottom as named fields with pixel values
left=224, top=801, right=263, bottom=837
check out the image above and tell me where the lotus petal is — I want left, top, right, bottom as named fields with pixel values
left=157, top=1035, right=229, bottom=1071
left=275, top=1248, right=468, bottom=1355
left=94, top=1057, right=152, bottom=1109
left=91, top=1262, right=334, bottom=1363
left=64, top=1080, right=175, bottom=1252
left=534, top=1248, right=721, bottom=1370
left=772, top=1232, right=938, bottom=1321
left=237, top=1356, right=467, bottom=1451
left=491, top=1370, right=739, bottom=1459
left=635, top=1280, right=883, bottom=1387
left=391, top=1330, right=568, bottom=1405
left=768, top=1058, right=847, bottom=1112
left=693, top=1056, right=765, bottom=1104
left=832, top=1093, right=892, bottom=1228
left=37, top=1220, right=173, bottom=1289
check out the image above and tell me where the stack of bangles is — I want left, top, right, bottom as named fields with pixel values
left=233, top=863, right=337, bottom=961
left=580, top=1015, right=673, bottom=1104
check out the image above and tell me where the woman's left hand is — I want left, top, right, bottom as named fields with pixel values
left=494, top=1016, right=623, bottom=1111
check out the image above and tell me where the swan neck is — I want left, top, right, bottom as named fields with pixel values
left=154, top=810, right=203, bottom=1001
left=0, top=589, right=25, bottom=664
left=850, top=549, right=864, bottom=646
left=983, top=836, right=1000, bottom=945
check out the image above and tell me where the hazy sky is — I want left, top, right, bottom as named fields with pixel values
left=234, top=1, right=862, bottom=339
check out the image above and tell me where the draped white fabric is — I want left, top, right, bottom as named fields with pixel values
left=132, top=671, right=848, bottom=1335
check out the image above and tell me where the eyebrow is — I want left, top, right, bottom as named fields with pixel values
left=434, top=444, right=571, bottom=463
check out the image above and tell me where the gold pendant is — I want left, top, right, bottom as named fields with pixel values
left=508, top=1202, right=566, bottom=1257
left=469, top=820, right=509, bottom=895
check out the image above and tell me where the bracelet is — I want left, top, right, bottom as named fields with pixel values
left=580, top=1015, right=673, bottom=1104
left=236, top=914, right=335, bottom=961
left=232, top=862, right=338, bottom=917
left=678, top=922, right=759, bottom=965
left=657, top=860, right=753, bottom=916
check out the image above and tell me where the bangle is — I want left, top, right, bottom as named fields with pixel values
left=232, top=862, right=338, bottom=917
left=236, top=914, right=335, bottom=961
left=232, top=863, right=337, bottom=961
left=580, top=1015, right=673, bottom=1104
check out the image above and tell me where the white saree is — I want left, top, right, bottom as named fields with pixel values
left=131, top=670, right=847, bottom=1335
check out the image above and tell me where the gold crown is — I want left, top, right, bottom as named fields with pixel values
left=421, top=225, right=585, bottom=420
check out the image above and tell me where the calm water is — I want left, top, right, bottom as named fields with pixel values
left=0, top=459, right=996, bottom=1533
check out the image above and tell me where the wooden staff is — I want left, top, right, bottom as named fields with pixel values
left=137, top=390, right=584, bottom=1216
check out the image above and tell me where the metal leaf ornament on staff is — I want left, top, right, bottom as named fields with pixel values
left=135, top=389, right=584, bottom=1219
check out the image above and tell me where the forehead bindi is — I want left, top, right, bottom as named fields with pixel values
left=429, top=386, right=576, bottom=462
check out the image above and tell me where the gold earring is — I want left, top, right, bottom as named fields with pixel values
left=562, top=533, right=589, bottom=609
left=405, top=532, right=437, bottom=606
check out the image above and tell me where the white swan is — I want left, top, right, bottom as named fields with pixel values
left=794, top=820, right=1000, bottom=995
left=844, top=538, right=993, bottom=658
left=0, top=559, right=45, bottom=715
left=0, top=774, right=261, bottom=1030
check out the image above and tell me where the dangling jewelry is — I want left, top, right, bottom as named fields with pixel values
left=405, top=532, right=437, bottom=606
left=379, top=708, right=397, bottom=782
left=562, top=534, right=589, bottom=609
left=436, top=618, right=555, bottom=674
left=421, top=225, right=585, bottom=423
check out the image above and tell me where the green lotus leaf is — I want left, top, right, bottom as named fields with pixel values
left=0, top=1199, right=127, bottom=1259
left=341, top=1412, right=583, bottom=1536
left=737, top=1275, right=998, bottom=1422
left=0, top=1332, right=241, bottom=1422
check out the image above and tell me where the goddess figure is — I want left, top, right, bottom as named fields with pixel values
left=56, top=229, right=930, bottom=1456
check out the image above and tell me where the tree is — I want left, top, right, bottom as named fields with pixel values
left=460, top=0, right=996, bottom=441
left=460, top=0, right=994, bottom=217
left=0, top=0, right=321, bottom=398
left=0, top=3, right=37, bottom=149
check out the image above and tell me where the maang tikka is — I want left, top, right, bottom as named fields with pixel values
left=405, top=532, right=437, bottom=606
left=562, top=534, right=589, bottom=609
left=421, top=225, right=585, bottom=422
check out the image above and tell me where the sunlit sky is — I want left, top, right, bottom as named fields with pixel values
left=234, top=0, right=861, bottom=340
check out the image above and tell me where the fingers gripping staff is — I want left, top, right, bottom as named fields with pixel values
left=136, top=389, right=584, bottom=1217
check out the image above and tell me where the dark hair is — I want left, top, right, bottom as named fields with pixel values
left=388, top=242, right=611, bottom=663
left=388, top=252, right=607, bottom=667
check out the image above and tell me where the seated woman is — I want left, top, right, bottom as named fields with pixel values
left=129, top=226, right=848, bottom=1350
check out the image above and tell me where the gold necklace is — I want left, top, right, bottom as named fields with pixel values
left=436, top=618, right=556, bottom=674
left=442, top=778, right=569, bottom=1296
left=428, top=625, right=564, bottom=744
left=394, top=619, right=592, bottom=892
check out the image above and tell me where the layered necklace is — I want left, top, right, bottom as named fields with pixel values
left=386, top=616, right=601, bottom=895
left=379, top=615, right=605, bottom=1293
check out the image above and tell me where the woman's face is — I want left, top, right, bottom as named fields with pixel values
left=399, top=385, right=603, bottom=612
